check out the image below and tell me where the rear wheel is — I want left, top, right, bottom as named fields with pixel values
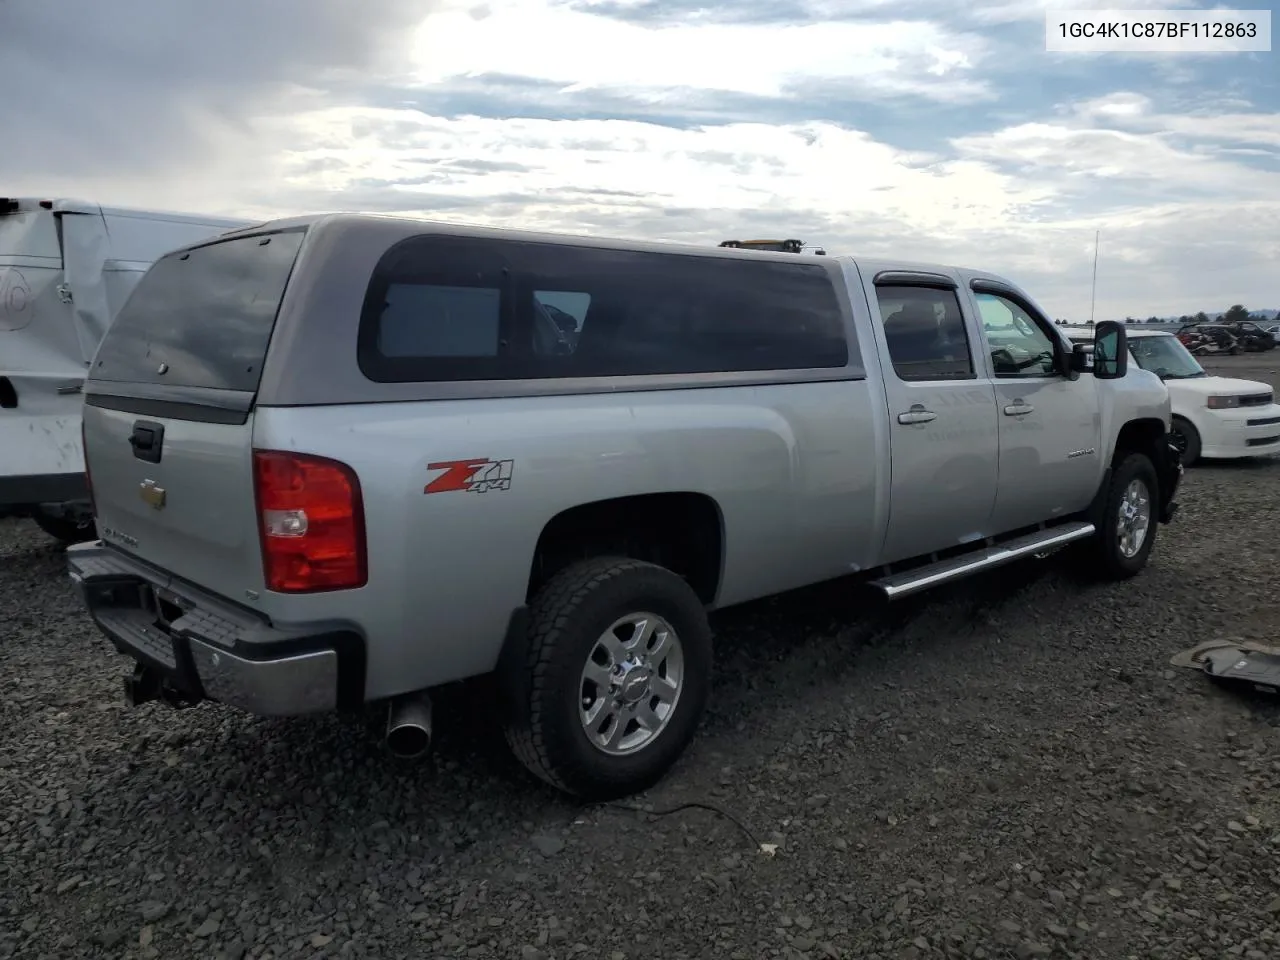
left=31, top=512, right=97, bottom=545
left=1085, top=452, right=1159, bottom=580
left=1169, top=417, right=1201, bottom=467
left=502, top=557, right=712, bottom=799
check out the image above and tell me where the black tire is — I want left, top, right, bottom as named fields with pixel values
left=31, top=513, right=97, bottom=545
left=1170, top=417, right=1201, bottom=467
left=1086, top=452, right=1160, bottom=580
left=502, top=556, right=712, bottom=800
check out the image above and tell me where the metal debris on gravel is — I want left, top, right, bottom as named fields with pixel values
left=2, top=356, right=1279, bottom=959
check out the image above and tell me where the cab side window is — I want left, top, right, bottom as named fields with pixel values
left=874, top=285, right=974, bottom=382
left=975, top=292, right=1057, bottom=377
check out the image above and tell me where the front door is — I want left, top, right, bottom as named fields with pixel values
left=864, top=274, right=1000, bottom=564
left=969, top=287, right=1102, bottom=533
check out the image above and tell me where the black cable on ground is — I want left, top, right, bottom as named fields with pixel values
left=597, top=800, right=764, bottom=851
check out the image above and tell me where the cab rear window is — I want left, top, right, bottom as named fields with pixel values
left=90, top=228, right=304, bottom=392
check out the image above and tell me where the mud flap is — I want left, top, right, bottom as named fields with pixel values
left=493, top=605, right=532, bottom=720
left=1153, top=439, right=1182, bottom=523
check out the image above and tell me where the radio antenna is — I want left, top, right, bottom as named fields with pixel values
left=1089, top=230, right=1100, bottom=325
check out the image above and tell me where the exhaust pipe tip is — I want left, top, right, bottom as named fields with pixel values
left=386, top=722, right=431, bottom=758
left=385, top=693, right=433, bottom=759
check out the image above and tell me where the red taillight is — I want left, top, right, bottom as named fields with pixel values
left=252, top=450, right=366, bottom=593
left=81, top=419, right=96, bottom=517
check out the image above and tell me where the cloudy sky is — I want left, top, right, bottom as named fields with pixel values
left=1, top=0, right=1276, bottom=321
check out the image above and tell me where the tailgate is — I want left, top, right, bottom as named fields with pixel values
left=83, top=403, right=260, bottom=600
left=83, top=227, right=305, bottom=603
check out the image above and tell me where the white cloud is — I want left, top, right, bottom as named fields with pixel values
left=560, top=0, right=1202, bottom=25
left=951, top=121, right=1277, bottom=195
left=272, top=108, right=1047, bottom=224
left=1071, top=92, right=1280, bottom=148
left=409, top=0, right=989, bottom=101
left=0, top=0, right=1274, bottom=321
left=964, top=0, right=1202, bottom=23
left=9, top=94, right=1277, bottom=319
left=244, top=101, right=1277, bottom=319
left=1073, top=92, right=1153, bottom=119
left=0, top=0, right=431, bottom=179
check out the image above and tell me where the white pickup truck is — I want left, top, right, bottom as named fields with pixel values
left=0, top=197, right=252, bottom=541
left=67, top=215, right=1182, bottom=798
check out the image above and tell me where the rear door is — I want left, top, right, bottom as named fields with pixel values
left=858, top=267, right=1000, bottom=564
left=82, top=227, right=305, bottom=602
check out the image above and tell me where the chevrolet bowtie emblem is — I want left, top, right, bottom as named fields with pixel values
left=139, top=479, right=166, bottom=510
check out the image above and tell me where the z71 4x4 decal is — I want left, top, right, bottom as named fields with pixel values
left=424, top=458, right=514, bottom=494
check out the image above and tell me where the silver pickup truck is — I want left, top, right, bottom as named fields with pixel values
left=66, top=215, right=1181, bottom=798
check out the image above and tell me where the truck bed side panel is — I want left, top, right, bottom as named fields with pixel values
left=252, top=381, right=882, bottom=700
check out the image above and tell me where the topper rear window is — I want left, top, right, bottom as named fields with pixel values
left=90, top=228, right=305, bottom=392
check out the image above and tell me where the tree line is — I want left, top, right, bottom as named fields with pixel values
left=1053, top=305, right=1276, bottom=326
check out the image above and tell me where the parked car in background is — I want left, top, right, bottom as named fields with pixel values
left=1222, top=320, right=1277, bottom=351
left=68, top=215, right=1182, bottom=798
left=1176, top=321, right=1275, bottom=355
left=1176, top=324, right=1239, bottom=356
left=1067, top=327, right=1280, bottom=465
left=0, top=197, right=254, bottom=543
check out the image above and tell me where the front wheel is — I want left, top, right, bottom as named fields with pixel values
left=502, top=557, right=712, bottom=799
left=1086, top=453, right=1159, bottom=580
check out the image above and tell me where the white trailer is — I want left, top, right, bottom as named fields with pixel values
left=0, top=197, right=255, bottom=541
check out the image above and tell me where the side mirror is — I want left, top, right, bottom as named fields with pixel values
left=1092, top=320, right=1128, bottom=379
left=1068, top=343, right=1091, bottom=379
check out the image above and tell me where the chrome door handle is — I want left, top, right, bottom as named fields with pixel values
left=897, top=407, right=937, bottom=425
left=1003, top=401, right=1034, bottom=416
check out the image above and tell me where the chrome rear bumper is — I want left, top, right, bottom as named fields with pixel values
left=66, top=541, right=364, bottom=715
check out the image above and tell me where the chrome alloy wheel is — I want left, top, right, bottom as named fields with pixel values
left=1117, top=477, right=1151, bottom=559
left=578, top=612, right=684, bottom=756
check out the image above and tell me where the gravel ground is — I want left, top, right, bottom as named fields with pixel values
left=3, top=354, right=1280, bottom=960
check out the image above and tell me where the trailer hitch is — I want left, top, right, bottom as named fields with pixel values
left=123, top=663, right=201, bottom=710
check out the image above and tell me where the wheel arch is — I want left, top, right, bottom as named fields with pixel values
left=523, top=491, right=726, bottom=607
left=1087, top=416, right=1178, bottom=528
left=1111, top=417, right=1165, bottom=464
